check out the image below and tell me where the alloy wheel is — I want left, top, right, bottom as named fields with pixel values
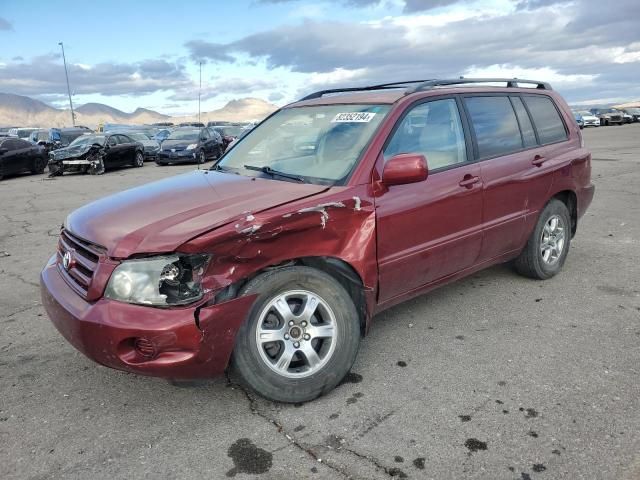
left=255, top=290, right=337, bottom=378
left=540, top=214, right=565, bottom=265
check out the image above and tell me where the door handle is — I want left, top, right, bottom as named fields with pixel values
left=532, top=154, right=546, bottom=166
left=459, top=174, right=480, bottom=188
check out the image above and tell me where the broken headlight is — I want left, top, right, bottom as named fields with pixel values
left=105, top=254, right=211, bottom=306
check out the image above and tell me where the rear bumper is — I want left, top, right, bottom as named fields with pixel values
left=40, top=255, right=254, bottom=379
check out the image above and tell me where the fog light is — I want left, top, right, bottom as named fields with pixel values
left=134, top=338, right=156, bottom=359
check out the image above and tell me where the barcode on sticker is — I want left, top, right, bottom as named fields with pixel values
left=332, top=112, right=376, bottom=123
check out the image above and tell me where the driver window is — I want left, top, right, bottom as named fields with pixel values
left=108, top=136, right=117, bottom=147
left=201, top=129, right=210, bottom=140
left=384, top=99, right=467, bottom=170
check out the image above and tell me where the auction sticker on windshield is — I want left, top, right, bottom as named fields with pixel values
left=332, top=112, right=376, bottom=122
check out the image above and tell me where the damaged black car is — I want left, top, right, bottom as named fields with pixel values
left=48, top=133, right=145, bottom=176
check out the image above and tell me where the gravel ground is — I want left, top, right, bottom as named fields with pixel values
left=1, top=125, right=639, bottom=480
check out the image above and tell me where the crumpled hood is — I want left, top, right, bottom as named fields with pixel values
left=65, top=170, right=328, bottom=258
left=50, top=144, right=96, bottom=160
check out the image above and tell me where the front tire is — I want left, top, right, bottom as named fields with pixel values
left=134, top=151, right=144, bottom=167
left=198, top=151, right=205, bottom=164
left=515, top=199, right=571, bottom=280
left=231, top=266, right=361, bottom=403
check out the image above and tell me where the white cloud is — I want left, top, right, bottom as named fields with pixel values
left=463, top=64, right=598, bottom=87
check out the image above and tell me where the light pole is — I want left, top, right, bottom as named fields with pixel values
left=198, top=61, right=202, bottom=124
left=58, top=42, right=75, bottom=126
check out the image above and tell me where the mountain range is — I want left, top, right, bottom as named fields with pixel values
left=0, top=93, right=279, bottom=128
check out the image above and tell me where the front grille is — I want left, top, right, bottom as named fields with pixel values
left=57, top=229, right=105, bottom=298
left=610, top=115, right=622, bottom=122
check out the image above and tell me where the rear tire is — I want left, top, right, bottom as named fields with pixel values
left=134, top=151, right=144, bottom=167
left=231, top=266, right=361, bottom=403
left=515, top=199, right=571, bottom=280
left=198, top=151, right=205, bottom=164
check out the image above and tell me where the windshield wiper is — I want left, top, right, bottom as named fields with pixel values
left=244, top=164, right=305, bottom=183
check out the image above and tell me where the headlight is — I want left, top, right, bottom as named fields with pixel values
left=186, top=143, right=198, bottom=150
left=105, top=253, right=211, bottom=306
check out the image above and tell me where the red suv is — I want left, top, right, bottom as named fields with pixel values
left=41, top=78, right=594, bottom=402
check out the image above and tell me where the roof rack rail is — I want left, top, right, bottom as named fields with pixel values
left=297, top=77, right=552, bottom=102
left=410, top=78, right=552, bottom=92
left=298, top=80, right=434, bottom=101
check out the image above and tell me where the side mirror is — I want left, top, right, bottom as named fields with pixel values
left=382, top=153, right=428, bottom=186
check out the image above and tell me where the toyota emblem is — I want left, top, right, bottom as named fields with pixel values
left=62, top=251, right=72, bottom=270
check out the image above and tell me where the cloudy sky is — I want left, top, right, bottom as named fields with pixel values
left=1, top=0, right=639, bottom=114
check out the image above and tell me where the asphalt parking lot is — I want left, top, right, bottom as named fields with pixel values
left=1, top=125, right=639, bottom=480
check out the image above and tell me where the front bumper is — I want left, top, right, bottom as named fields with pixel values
left=40, top=255, right=254, bottom=379
left=156, top=150, right=197, bottom=164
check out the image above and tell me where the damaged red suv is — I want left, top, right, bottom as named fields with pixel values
left=41, top=78, right=594, bottom=402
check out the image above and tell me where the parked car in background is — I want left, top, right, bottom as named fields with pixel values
left=212, top=125, right=249, bottom=151
left=225, top=125, right=253, bottom=150
left=48, top=133, right=145, bottom=176
left=590, top=108, right=624, bottom=126
left=622, top=112, right=633, bottom=124
left=574, top=111, right=600, bottom=128
left=154, top=129, right=172, bottom=143
left=29, top=127, right=92, bottom=153
left=41, top=78, right=594, bottom=403
left=120, top=132, right=160, bottom=161
left=573, top=112, right=584, bottom=129
left=8, top=127, right=40, bottom=139
left=0, top=137, right=47, bottom=180
left=621, top=108, right=640, bottom=122
left=151, top=122, right=174, bottom=127
left=207, top=121, right=233, bottom=127
left=178, top=122, right=205, bottom=128
left=0, top=127, right=17, bottom=137
left=156, top=127, right=223, bottom=165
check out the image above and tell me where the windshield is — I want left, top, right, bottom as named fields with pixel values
left=129, top=133, right=151, bottom=141
left=17, top=129, right=36, bottom=138
left=167, top=129, right=199, bottom=141
left=217, top=126, right=245, bottom=137
left=69, top=135, right=106, bottom=147
left=577, top=111, right=592, bottom=116
left=626, top=108, right=640, bottom=114
left=31, top=130, right=49, bottom=142
left=218, top=104, right=389, bottom=185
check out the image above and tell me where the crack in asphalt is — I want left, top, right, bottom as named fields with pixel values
left=1, top=270, right=39, bottom=289
left=224, top=372, right=352, bottom=479
left=341, top=446, right=403, bottom=479
left=3, top=303, right=40, bottom=319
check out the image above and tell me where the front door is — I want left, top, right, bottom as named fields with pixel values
left=376, top=98, right=483, bottom=303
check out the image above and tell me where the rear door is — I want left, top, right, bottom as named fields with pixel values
left=376, top=97, right=483, bottom=303
left=462, top=95, right=555, bottom=262
left=103, top=135, right=120, bottom=168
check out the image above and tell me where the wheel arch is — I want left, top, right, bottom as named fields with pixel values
left=214, top=256, right=369, bottom=337
left=550, top=189, right=578, bottom=237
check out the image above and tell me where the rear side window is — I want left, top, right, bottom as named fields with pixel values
left=510, top=97, right=537, bottom=147
left=464, top=96, right=522, bottom=159
left=523, top=95, right=567, bottom=144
